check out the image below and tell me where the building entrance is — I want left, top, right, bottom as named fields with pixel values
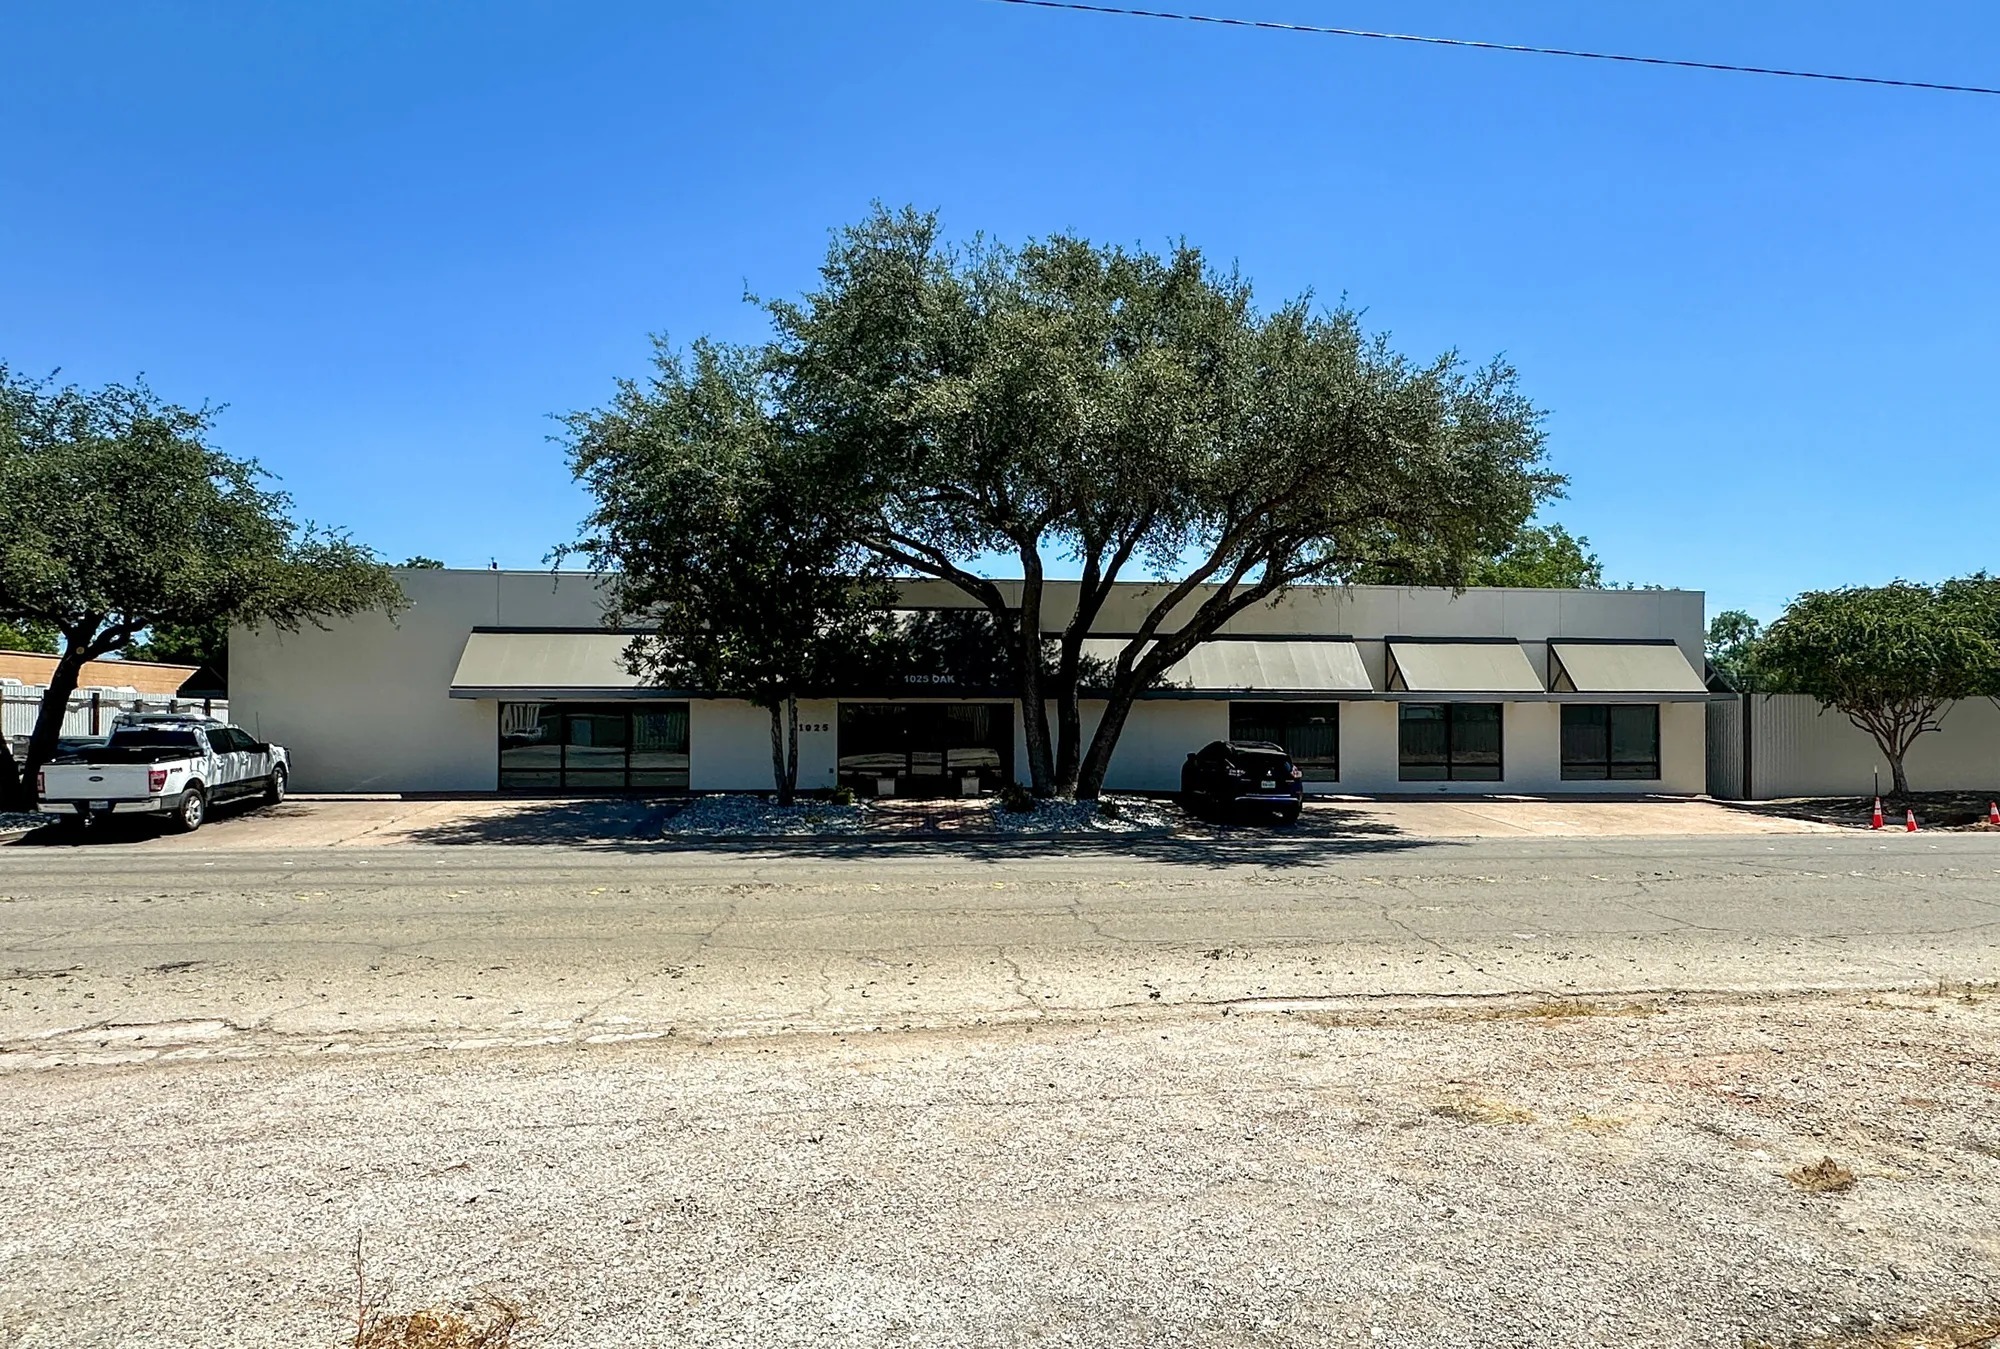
left=837, top=702, right=1014, bottom=797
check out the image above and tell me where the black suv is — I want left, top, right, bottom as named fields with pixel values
left=1180, top=740, right=1305, bottom=823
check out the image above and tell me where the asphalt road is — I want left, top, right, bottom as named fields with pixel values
left=8, top=833, right=2000, bottom=1349
left=5, top=832, right=1998, bottom=1066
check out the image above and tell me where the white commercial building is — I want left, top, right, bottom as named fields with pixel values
left=231, top=568, right=1710, bottom=797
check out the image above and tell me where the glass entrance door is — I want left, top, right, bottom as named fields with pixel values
left=499, top=702, right=690, bottom=791
left=837, top=703, right=1013, bottom=797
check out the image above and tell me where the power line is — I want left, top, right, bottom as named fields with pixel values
left=988, top=0, right=2000, bottom=97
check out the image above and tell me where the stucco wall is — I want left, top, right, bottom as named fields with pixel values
left=229, top=569, right=608, bottom=793
left=231, top=569, right=1710, bottom=796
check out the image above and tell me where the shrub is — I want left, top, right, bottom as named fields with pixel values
left=829, top=785, right=856, bottom=806
left=998, top=782, right=1036, bottom=813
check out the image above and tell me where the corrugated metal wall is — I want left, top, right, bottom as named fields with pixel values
left=1705, top=697, right=1744, bottom=799
left=1706, top=693, right=2000, bottom=799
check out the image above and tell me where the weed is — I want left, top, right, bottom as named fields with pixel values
left=997, top=782, right=1036, bottom=814
left=1786, top=1155, right=1857, bottom=1194
left=828, top=785, right=856, bottom=806
left=348, top=1233, right=533, bottom=1349
left=1568, top=1113, right=1630, bottom=1134
left=1432, top=1095, right=1537, bottom=1125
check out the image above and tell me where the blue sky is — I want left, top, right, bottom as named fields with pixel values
left=4, top=1, right=1996, bottom=621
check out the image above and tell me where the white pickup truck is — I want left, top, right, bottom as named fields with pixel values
left=38, top=715, right=290, bottom=833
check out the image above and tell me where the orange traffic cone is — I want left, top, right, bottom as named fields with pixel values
left=1988, top=801, right=1999, bottom=827
left=1871, top=798, right=1884, bottom=830
left=1905, top=808, right=1919, bottom=833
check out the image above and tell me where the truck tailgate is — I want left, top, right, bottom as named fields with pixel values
left=41, top=764, right=160, bottom=800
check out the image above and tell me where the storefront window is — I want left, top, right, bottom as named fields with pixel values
left=499, top=702, right=689, bottom=791
left=1229, top=703, right=1339, bottom=781
left=1560, top=704, right=1660, bottom=780
left=1399, top=703, right=1503, bottom=781
left=837, top=702, right=1013, bottom=796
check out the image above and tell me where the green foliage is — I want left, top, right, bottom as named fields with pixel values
left=564, top=338, right=894, bottom=803
left=764, top=206, right=1558, bottom=796
left=1757, top=580, right=2000, bottom=795
left=123, top=615, right=228, bottom=668
left=1705, top=609, right=1764, bottom=692
left=997, top=781, right=1036, bottom=814
left=0, top=618, right=57, bottom=653
left=0, top=365, right=403, bottom=805
left=1469, top=523, right=1605, bottom=588
left=399, top=555, right=445, bottom=569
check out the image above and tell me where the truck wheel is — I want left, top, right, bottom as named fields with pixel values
left=264, top=766, right=287, bottom=807
left=171, top=787, right=207, bottom=834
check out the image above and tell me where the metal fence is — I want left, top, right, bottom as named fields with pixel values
left=3, top=684, right=229, bottom=755
left=1706, top=692, right=2000, bottom=799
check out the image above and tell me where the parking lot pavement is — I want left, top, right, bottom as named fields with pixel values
left=2, top=792, right=1843, bottom=851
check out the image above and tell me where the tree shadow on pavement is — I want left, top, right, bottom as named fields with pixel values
left=1711, top=791, right=2000, bottom=831
left=394, top=797, right=1443, bottom=868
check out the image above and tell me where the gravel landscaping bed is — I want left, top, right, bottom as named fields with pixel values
left=987, top=794, right=1183, bottom=833
left=0, top=811, right=44, bottom=836
left=662, top=793, right=869, bottom=837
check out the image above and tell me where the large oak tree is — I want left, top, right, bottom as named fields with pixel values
left=0, top=367, right=403, bottom=807
left=768, top=209, right=1559, bottom=797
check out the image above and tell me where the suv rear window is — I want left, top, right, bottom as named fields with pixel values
left=104, top=729, right=203, bottom=753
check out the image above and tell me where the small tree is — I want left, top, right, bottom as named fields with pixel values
left=0, top=367, right=403, bottom=807
left=1757, top=581, right=2000, bottom=797
left=565, top=339, right=891, bottom=805
left=1705, top=609, right=1764, bottom=691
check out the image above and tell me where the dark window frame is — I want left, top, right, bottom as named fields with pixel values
left=497, top=701, right=690, bottom=792
left=1398, top=702, right=1505, bottom=782
left=1560, top=703, right=1661, bottom=781
left=1228, top=702, right=1340, bottom=782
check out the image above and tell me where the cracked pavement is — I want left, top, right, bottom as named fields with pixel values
left=4, top=834, right=2000, bottom=1066
left=7, top=833, right=2000, bottom=1348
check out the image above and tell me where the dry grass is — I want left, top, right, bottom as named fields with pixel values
left=1786, top=1155, right=1857, bottom=1194
left=1749, top=1311, right=2000, bottom=1348
left=1432, top=1095, right=1537, bottom=1125
left=1486, top=997, right=1655, bottom=1021
left=348, top=1233, right=533, bottom=1349
left=1567, top=1113, right=1630, bottom=1134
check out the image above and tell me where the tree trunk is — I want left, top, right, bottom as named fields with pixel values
left=19, top=642, right=95, bottom=808
left=1015, top=559, right=1056, bottom=797
left=1074, top=680, right=1140, bottom=801
left=767, top=699, right=790, bottom=806
left=1889, top=751, right=1911, bottom=799
left=783, top=693, right=800, bottom=805
left=0, top=735, right=21, bottom=812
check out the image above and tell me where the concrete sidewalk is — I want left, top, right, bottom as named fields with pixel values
left=3, top=792, right=1845, bottom=849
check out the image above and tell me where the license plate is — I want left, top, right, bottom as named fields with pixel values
left=89, top=800, right=110, bottom=811
left=1260, top=779, right=1276, bottom=789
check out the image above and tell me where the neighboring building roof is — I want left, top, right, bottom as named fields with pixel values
left=449, top=631, right=644, bottom=699
left=0, top=650, right=200, bottom=697
left=1385, top=640, right=1543, bottom=694
left=1548, top=641, right=1706, bottom=695
left=1080, top=637, right=1372, bottom=695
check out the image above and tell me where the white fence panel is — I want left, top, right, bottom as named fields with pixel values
left=3, top=687, right=229, bottom=755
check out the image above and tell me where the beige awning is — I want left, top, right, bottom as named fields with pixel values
left=448, top=631, right=645, bottom=698
left=1550, top=642, right=1705, bottom=694
left=1387, top=640, right=1541, bottom=693
left=1079, top=638, right=1373, bottom=694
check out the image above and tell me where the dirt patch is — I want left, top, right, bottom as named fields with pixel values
left=1720, top=791, right=2000, bottom=832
